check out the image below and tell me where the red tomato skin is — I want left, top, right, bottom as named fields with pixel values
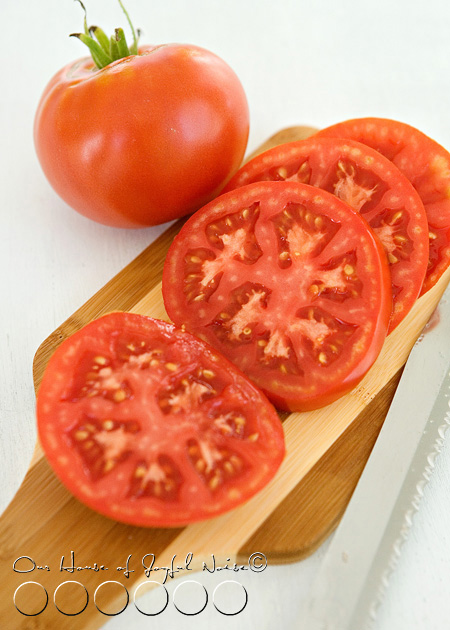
left=34, top=44, right=249, bottom=228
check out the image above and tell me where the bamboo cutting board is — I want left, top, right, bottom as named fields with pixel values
left=2, top=126, right=449, bottom=629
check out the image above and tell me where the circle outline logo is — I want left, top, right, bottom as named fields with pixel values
left=134, top=581, right=169, bottom=616
left=212, top=580, right=248, bottom=616
left=94, top=581, right=129, bottom=616
left=173, top=580, right=208, bottom=616
left=13, top=581, right=49, bottom=617
left=53, top=580, right=89, bottom=616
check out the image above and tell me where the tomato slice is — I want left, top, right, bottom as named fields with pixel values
left=315, top=118, right=450, bottom=294
left=223, top=137, right=429, bottom=332
left=36, top=312, right=285, bottom=527
left=162, top=181, right=392, bottom=411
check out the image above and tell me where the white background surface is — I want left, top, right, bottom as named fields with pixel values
left=2, top=0, right=450, bottom=628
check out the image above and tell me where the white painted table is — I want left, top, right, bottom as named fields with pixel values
left=2, top=0, right=450, bottom=628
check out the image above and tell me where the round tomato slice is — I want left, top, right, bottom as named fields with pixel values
left=162, top=181, right=392, bottom=412
left=37, top=312, right=285, bottom=527
left=316, top=118, right=450, bottom=294
left=223, top=137, right=429, bottom=332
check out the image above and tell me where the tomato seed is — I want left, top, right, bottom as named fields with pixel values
left=223, top=461, right=234, bottom=474
left=209, top=475, right=221, bottom=490
left=344, top=264, right=354, bottom=276
left=113, top=389, right=127, bottom=402
left=103, top=420, right=114, bottom=431
left=103, top=460, right=115, bottom=473
left=75, top=430, right=88, bottom=441
left=314, top=216, right=324, bottom=229
left=165, top=363, right=178, bottom=371
left=388, top=253, right=398, bottom=264
left=248, top=433, right=259, bottom=442
left=94, top=356, right=108, bottom=365
left=195, top=460, right=206, bottom=472
left=230, top=455, right=242, bottom=469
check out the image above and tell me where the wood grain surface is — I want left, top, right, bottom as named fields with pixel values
left=2, top=125, right=449, bottom=629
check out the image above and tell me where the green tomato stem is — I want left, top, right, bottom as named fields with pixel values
left=74, top=0, right=90, bottom=36
left=89, top=26, right=110, bottom=56
left=118, top=0, right=139, bottom=55
left=115, top=28, right=130, bottom=58
left=70, top=32, right=112, bottom=69
left=71, top=0, right=141, bottom=69
left=110, top=35, right=120, bottom=61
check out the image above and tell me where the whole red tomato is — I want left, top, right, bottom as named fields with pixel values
left=34, top=43, right=249, bottom=228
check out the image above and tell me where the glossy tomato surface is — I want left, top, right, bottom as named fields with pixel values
left=162, top=181, right=392, bottom=411
left=224, top=137, right=429, bottom=332
left=316, top=118, right=450, bottom=293
left=37, top=313, right=284, bottom=527
left=34, top=44, right=249, bottom=228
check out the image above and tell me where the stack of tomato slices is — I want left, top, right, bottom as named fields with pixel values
left=163, top=118, right=450, bottom=411
left=37, top=117, right=450, bottom=527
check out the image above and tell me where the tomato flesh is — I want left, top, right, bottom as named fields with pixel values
left=163, top=181, right=392, bottom=411
left=37, top=313, right=285, bottom=527
left=316, top=118, right=450, bottom=293
left=223, top=137, right=429, bottom=332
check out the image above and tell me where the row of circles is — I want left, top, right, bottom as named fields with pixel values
left=14, top=579, right=248, bottom=617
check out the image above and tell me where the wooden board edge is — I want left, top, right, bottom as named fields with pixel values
left=246, top=125, right=319, bottom=160
left=237, top=368, right=404, bottom=564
